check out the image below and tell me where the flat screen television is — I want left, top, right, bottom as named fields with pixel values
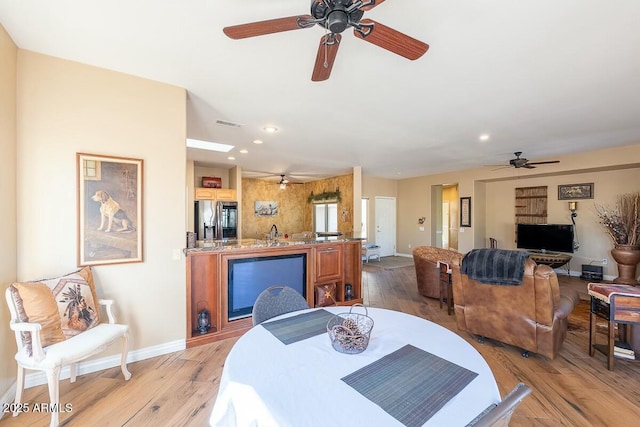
left=228, top=253, right=307, bottom=321
left=516, top=223, right=574, bottom=253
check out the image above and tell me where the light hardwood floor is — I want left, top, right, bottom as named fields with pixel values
left=2, top=265, right=640, bottom=426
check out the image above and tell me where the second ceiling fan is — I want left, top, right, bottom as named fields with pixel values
left=223, top=0, right=429, bottom=81
left=490, top=152, right=560, bottom=170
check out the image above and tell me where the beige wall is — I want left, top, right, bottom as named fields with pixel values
left=14, top=50, right=187, bottom=355
left=194, top=165, right=229, bottom=189
left=486, top=168, right=640, bottom=277
left=0, top=23, right=17, bottom=403
left=397, top=144, right=640, bottom=276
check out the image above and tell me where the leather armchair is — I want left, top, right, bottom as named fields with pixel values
left=413, top=246, right=462, bottom=299
left=451, top=257, right=579, bottom=359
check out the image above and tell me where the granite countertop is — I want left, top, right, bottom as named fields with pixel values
left=184, top=234, right=364, bottom=254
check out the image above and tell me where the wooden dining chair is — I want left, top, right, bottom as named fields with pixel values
left=252, top=286, right=309, bottom=326
left=466, top=382, right=531, bottom=426
left=489, top=237, right=498, bottom=249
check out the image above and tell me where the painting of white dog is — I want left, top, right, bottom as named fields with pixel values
left=78, top=153, right=142, bottom=266
left=91, top=190, right=136, bottom=232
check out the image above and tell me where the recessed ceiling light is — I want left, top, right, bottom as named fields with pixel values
left=186, top=138, right=234, bottom=152
left=263, top=126, right=279, bottom=133
left=239, top=149, right=248, bottom=154
left=253, top=139, right=263, bottom=144
left=227, top=156, right=235, bottom=160
left=479, top=134, right=490, bottom=141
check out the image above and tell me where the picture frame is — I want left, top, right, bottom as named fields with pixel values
left=255, top=201, right=278, bottom=217
left=77, top=153, right=143, bottom=266
left=460, top=197, right=471, bottom=227
left=558, top=183, right=594, bottom=200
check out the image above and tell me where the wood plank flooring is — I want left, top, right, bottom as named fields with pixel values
left=2, top=265, right=640, bottom=426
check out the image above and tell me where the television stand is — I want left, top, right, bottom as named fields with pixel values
left=529, top=252, right=572, bottom=274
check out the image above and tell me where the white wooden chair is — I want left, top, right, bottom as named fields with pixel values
left=362, top=243, right=381, bottom=263
left=5, top=288, right=131, bottom=427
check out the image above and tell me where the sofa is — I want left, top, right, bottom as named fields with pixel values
left=413, top=246, right=463, bottom=299
left=451, top=253, right=579, bottom=359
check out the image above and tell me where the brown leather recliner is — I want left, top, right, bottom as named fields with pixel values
left=451, top=256, right=579, bottom=360
left=413, top=246, right=462, bottom=299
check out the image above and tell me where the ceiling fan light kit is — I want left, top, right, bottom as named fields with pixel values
left=223, top=0, right=428, bottom=81
left=488, top=152, right=561, bottom=170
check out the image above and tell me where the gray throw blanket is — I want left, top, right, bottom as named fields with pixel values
left=461, top=249, right=529, bottom=285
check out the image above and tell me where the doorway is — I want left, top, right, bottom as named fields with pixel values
left=442, top=200, right=450, bottom=249
left=375, top=196, right=396, bottom=257
left=432, top=184, right=459, bottom=250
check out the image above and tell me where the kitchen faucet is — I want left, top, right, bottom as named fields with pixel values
left=269, top=224, right=278, bottom=240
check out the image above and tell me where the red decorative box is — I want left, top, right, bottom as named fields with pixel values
left=202, top=177, right=222, bottom=188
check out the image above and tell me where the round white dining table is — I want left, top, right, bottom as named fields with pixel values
left=210, top=306, right=500, bottom=427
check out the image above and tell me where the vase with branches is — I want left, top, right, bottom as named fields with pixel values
left=596, top=192, right=640, bottom=285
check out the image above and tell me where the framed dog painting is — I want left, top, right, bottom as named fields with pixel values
left=77, top=153, right=143, bottom=266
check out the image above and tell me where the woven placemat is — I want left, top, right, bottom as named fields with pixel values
left=341, top=344, right=478, bottom=427
left=261, top=309, right=334, bottom=345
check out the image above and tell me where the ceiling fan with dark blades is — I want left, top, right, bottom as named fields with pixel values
left=488, top=152, right=560, bottom=170
left=278, top=174, right=305, bottom=189
left=223, top=0, right=429, bottom=81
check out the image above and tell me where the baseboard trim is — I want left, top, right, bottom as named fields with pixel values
left=22, top=339, right=186, bottom=389
left=0, top=382, right=17, bottom=421
left=394, top=252, right=413, bottom=258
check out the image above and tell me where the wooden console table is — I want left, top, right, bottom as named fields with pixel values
left=529, top=252, right=572, bottom=274
left=588, top=282, right=640, bottom=370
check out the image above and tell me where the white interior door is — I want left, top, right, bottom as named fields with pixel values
left=375, top=197, right=396, bottom=257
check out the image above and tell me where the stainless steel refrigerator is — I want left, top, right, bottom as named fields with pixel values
left=195, top=200, right=238, bottom=241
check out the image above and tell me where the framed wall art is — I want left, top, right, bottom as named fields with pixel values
left=558, top=183, right=594, bottom=200
left=460, top=197, right=471, bottom=227
left=77, top=153, right=143, bottom=266
left=255, top=201, right=278, bottom=217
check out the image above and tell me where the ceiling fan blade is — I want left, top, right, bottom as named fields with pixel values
left=527, top=160, right=560, bottom=165
left=312, top=34, right=341, bottom=82
left=223, top=15, right=313, bottom=39
left=360, top=0, right=386, bottom=11
left=354, top=19, right=428, bottom=60
left=523, top=164, right=537, bottom=169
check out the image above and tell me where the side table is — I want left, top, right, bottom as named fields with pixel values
left=588, top=282, right=640, bottom=370
left=437, top=261, right=453, bottom=315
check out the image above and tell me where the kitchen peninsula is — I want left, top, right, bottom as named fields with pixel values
left=185, top=236, right=363, bottom=347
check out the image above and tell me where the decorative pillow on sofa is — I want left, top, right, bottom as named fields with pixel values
left=9, top=282, right=66, bottom=355
left=38, top=267, right=101, bottom=339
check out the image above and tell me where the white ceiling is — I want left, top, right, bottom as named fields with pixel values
left=2, top=0, right=640, bottom=181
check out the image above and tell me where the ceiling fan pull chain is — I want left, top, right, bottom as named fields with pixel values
left=324, top=23, right=329, bottom=68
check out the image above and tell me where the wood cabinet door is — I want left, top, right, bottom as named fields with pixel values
left=315, top=245, right=343, bottom=282
left=195, top=187, right=216, bottom=200
left=216, top=189, right=237, bottom=200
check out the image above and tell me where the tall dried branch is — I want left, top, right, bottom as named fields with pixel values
left=596, top=192, right=640, bottom=246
